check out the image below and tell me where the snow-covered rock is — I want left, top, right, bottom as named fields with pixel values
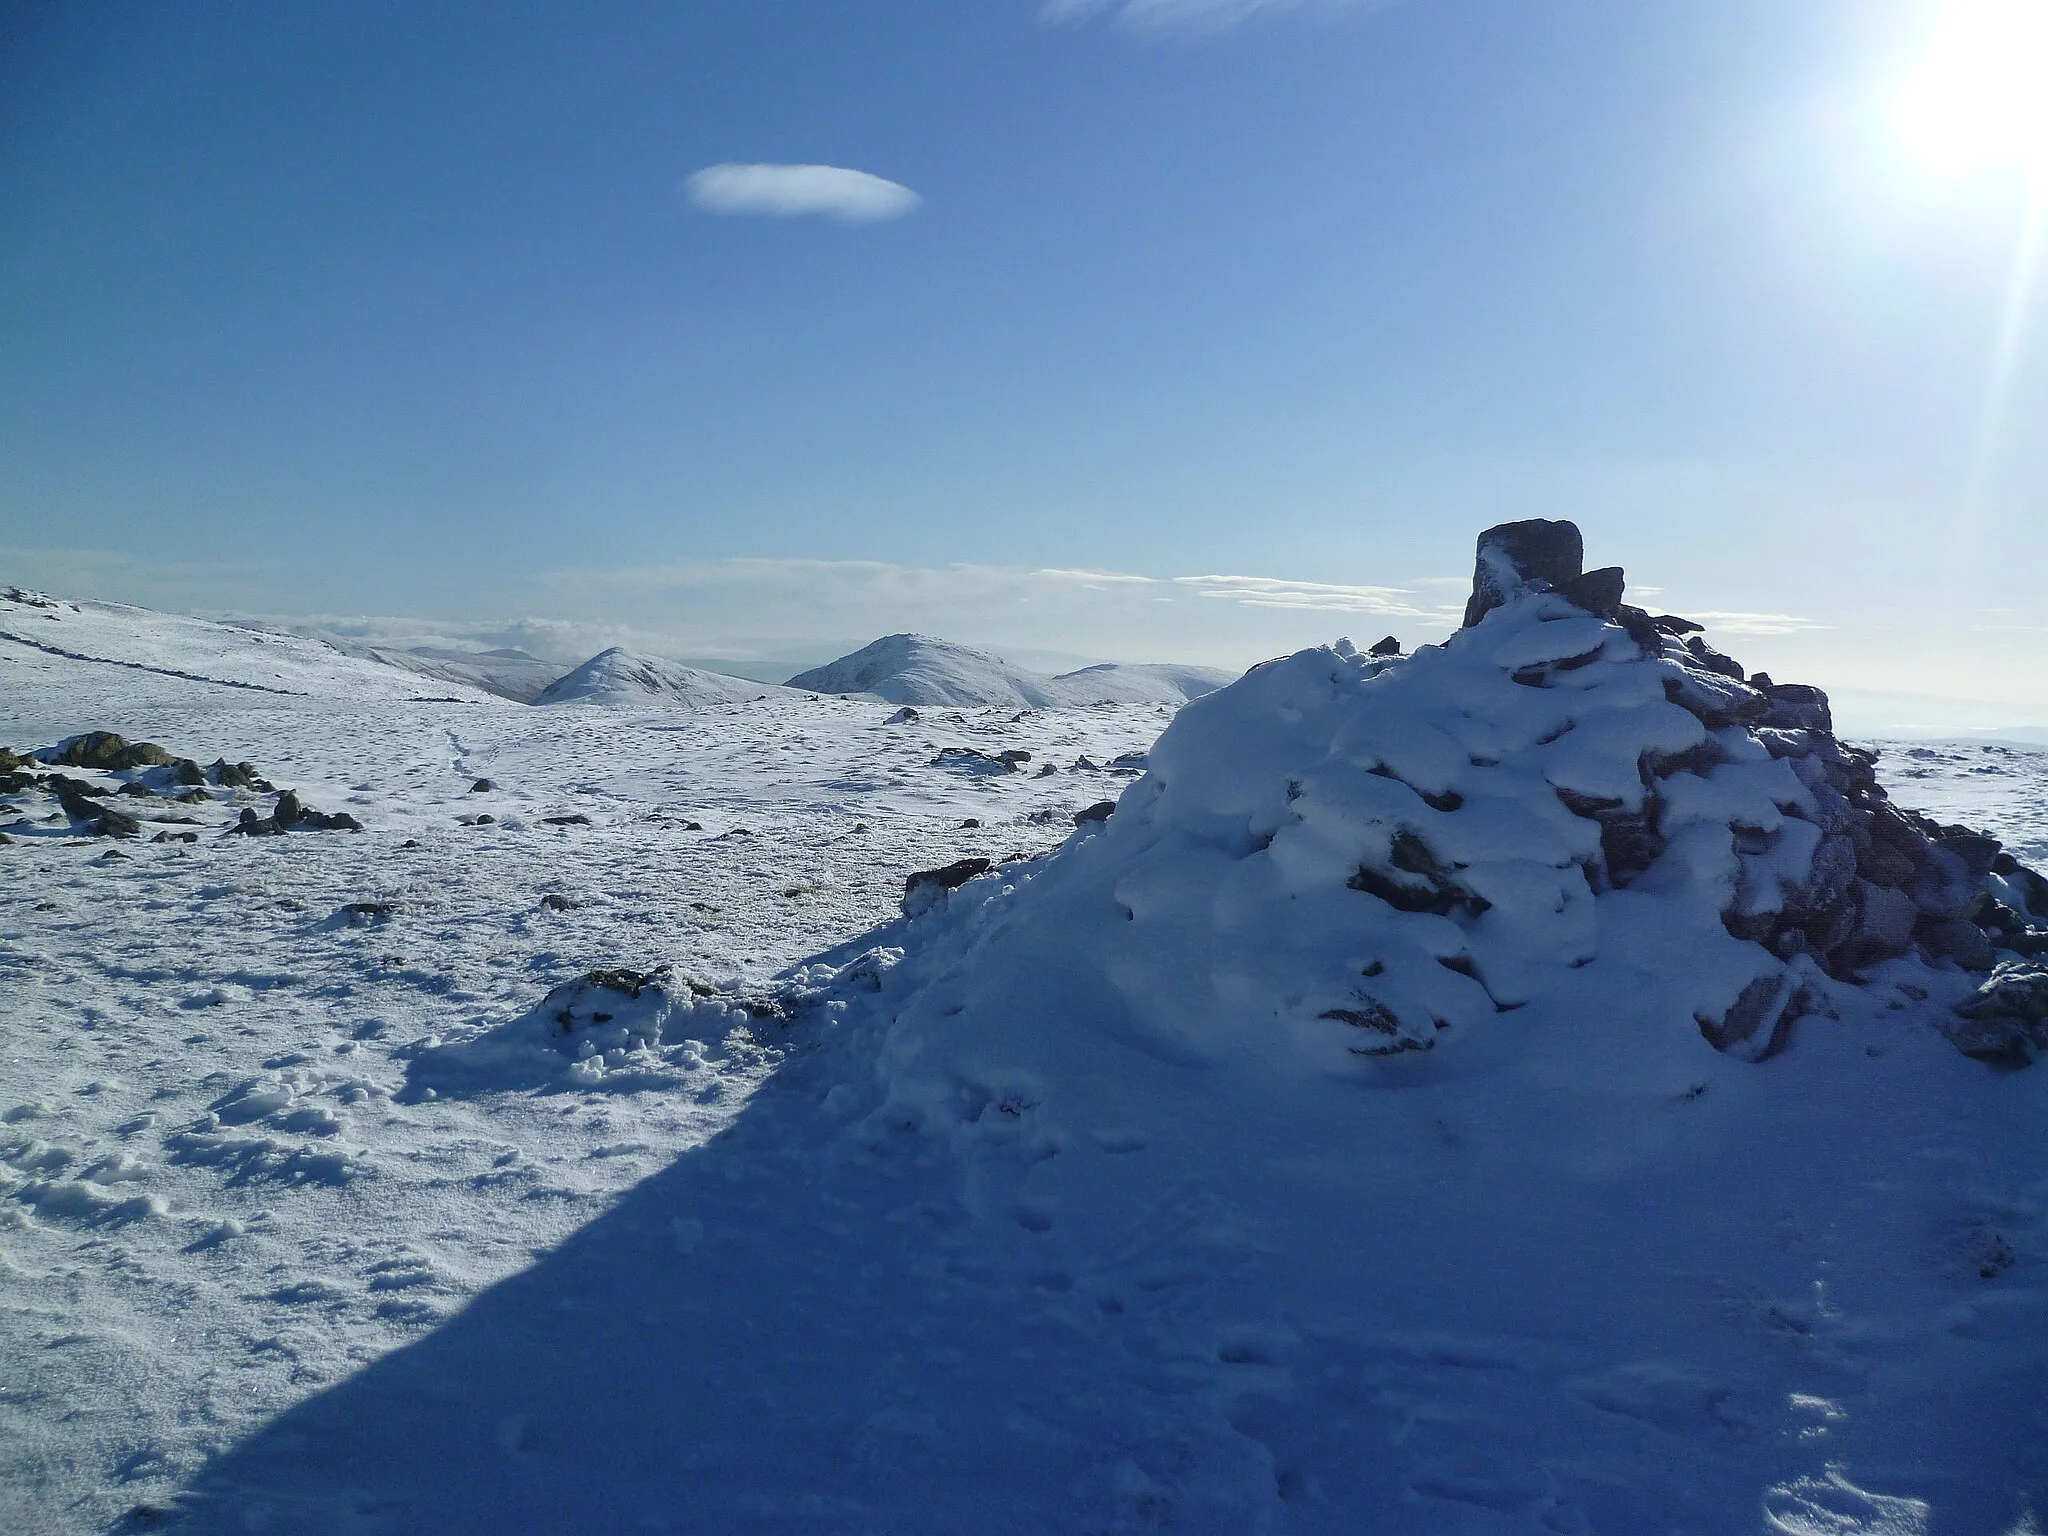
left=534, top=647, right=782, bottom=707
left=786, top=633, right=1235, bottom=707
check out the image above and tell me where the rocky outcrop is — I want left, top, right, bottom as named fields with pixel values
left=1445, top=519, right=2048, bottom=1058
left=903, top=858, right=994, bottom=918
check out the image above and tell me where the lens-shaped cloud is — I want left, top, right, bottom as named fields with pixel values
left=684, top=163, right=921, bottom=222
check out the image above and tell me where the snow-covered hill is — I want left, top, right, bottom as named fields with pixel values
left=0, top=587, right=492, bottom=703
left=533, top=646, right=784, bottom=706
left=786, top=632, right=1236, bottom=707
left=307, top=640, right=567, bottom=703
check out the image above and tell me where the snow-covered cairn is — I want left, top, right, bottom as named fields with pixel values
left=1040, top=520, right=2048, bottom=1064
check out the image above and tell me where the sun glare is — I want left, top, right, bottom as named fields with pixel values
left=1894, top=0, right=2048, bottom=174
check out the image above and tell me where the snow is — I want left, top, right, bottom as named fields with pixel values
left=533, top=646, right=789, bottom=706
left=293, top=639, right=567, bottom=703
left=2, top=583, right=2046, bottom=1534
left=787, top=632, right=1238, bottom=707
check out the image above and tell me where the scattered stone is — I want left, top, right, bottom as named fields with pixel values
left=343, top=902, right=396, bottom=925
left=116, top=782, right=154, bottom=798
left=930, top=747, right=1020, bottom=775
left=1034, top=763, right=1058, bottom=777
left=903, top=857, right=993, bottom=918
left=852, top=822, right=869, bottom=834
left=960, top=818, right=982, bottom=829
left=150, top=830, right=200, bottom=844
left=886, top=707, right=921, bottom=724
left=1072, top=800, right=1116, bottom=827
left=540, top=813, right=591, bottom=826
left=97, top=848, right=131, bottom=861
left=470, top=778, right=494, bottom=793
left=1948, top=961, right=2048, bottom=1065
left=230, top=807, right=280, bottom=836
left=540, top=894, right=581, bottom=912
left=209, top=759, right=264, bottom=790
left=50, top=732, right=175, bottom=771
left=1109, top=752, right=1148, bottom=773
left=172, top=758, right=206, bottom=786
left=274, top=790, right=303, bottom=828
left=1368, top=635, right=1402, bottom=657
left=473, top=814, right=495, bottom=825
left=175, top=789, right=209, bottom=804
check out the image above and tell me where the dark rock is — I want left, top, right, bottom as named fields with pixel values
left=1683, top=636, right=1746, bottom=681
left=1368, top=635, right=1402, bottom=657
left=997, top=750, right=1032, bottom=768
left=1349, top=830, right=1486, bottom=918
left=1761, top=684, right=1832, bottom=733
left=1661, top=667, right=1768, bottom=730
left=885, top=707, right=921, bottom=725
left=1906, top=845, right=1978, bottom=920
left=1948, top=961, right=2048, bottom=1064
left=173, top=758, right=206, bottom=787
left=1831, top=880, right=1920, bottom=971
left=473, top=814, right=495, bottom=825
left=540, top=894, right=580, bottom=912
left=960, top=818, right=982, bottom=829
left=116, top=782, right=154, bottom=798
left=0, top=771, right=35, bottom=793
left=1461, top=519, right=1584, bottom=627
left=1034, top=763, right=1058, bottom=777
left=1938, top=832, right=2002, bottom=879
left=343, top=901, right=395, bottom=925
left=52, top=732, right=171, bottom=770
left=273, top=790, right=303, bottom=828
left=1697, top=970, right=1801, bottom=1061
left=903, top=857, right=993, bottom=917
left=151, top=830, right=200, bottom=844
left=540, top=813, right=592, bottom=826
left=1110, top=752, right=1148, bottom=772
left=470, top=778, right=494, bottom=793
left=1072, top=801, right=1116, bottom=827
left=930, top=747, right=1018, bottom=775
left=1858, top=842, right=1917, bottom=888
left=1613, top=605, right=1664, bottom=650
left=1555, top=566, right=1626, bottom=618
left=175, top=789, right=209, bottom=804
left=1651, top=614, right=1704, bottom=635
left=210, top=759, right=262, bottom=790
left=1918, top=916, right=1996, bottom=971
left=0, top=747, right=29, bottom=773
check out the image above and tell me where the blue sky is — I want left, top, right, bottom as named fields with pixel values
left=2, top=0, right=2044, bottom=723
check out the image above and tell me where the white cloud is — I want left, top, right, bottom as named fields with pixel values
left=684, top=164, right=921, bottom=222
left=1685, top=611, right=1832, bottom=637
left=1172, top=574, right=1444, bottom=618
left=1032, top=567, right=1163, bottom=585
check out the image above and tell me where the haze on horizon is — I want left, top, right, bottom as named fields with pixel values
left=3, top=0, right=2045, bottom=731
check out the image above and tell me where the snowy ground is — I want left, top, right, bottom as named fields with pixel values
left=3, top=594, right=2046, bottom=1535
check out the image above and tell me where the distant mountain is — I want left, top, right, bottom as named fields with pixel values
left=535, top=647, right=783, bottom=707
left=315, top=640, right=566, bottom=703
left=784, top=634, right=1237, bottom=708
